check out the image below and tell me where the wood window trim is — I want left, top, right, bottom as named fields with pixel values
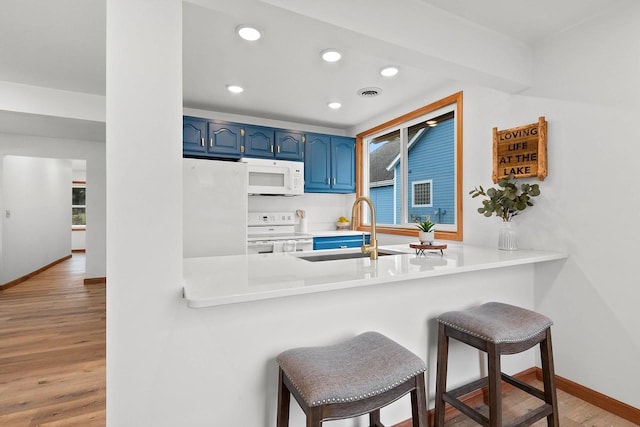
left=355, top=91, right=463, bottom=241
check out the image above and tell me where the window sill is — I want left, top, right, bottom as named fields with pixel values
left=355, top=225, right=462, bottom=241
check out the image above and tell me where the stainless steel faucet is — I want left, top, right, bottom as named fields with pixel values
left=350, top=196, right=378, bottom=260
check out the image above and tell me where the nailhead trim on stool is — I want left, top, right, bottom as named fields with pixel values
left=276, top=331, right=428, bottom=427
left=434, top=302, right=559, bottom=427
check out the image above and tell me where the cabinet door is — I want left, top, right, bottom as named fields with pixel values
left=244, top=125, right=275, bottom=158
left=304, top=133, right=331, bottom=192
left=207, top=122, right=243, bottom=159
left=275, top=130, right=304, bottom=161
left=313, top=235, right=370, bottom=250
left=331, top=137, right=356, bottom=192
left=183, top=116, right=207, bottom=156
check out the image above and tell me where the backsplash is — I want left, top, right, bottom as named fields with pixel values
left=248, top=193, right=356, bottom=232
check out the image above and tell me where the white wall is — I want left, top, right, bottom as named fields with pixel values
left=106, top=0, right=183, bottom=424
left=72, top=230, right=86, bottom=251
left=0, top=133, right=106, bottom=279
left=1, top=156, right=70, bottom=283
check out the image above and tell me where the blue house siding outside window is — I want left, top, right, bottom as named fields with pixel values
left=370, top=184, right=395, bottom=224
left=408, top=117, right=455, bottom=224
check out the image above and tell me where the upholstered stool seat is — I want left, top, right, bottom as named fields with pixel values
left=434, top=302, right=559, bottom=427
left=276, top=331, right=427, bottom=426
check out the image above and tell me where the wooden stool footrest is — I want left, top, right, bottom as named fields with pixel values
left=446, top=376, right=488, bottom=399
left=501, top=372, right=545, bottom=401
left=442, top=373, right=553, bottom=427
left=505, top=403, right=553, bottom=427
left=442, top=392, right=489, bottom=426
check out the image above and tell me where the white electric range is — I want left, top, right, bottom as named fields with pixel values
left=247, top=211, right=314, bottom=254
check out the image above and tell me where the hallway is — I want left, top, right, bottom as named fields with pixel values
left=0, top=254, right=105, bottom=426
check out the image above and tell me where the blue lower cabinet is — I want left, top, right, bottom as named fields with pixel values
left=313, top=234, right=371, bottom=250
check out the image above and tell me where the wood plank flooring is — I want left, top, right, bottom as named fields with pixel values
left=0, top=254, right=105, bottom=426
left=1, top=255, right=636, bottom=426
left=443, top=379, right=638, bottom=426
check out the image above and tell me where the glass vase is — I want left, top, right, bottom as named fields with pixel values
left=498, top=221, right=517, bottom=250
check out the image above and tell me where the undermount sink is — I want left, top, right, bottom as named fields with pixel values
left=298, top=250, right=395, bottom=262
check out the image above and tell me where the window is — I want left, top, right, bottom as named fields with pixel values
left=412, top=180, right=432, bottom=207
left=355, top=92, right=463, bottom=241
left=72, top=182, right=86, bottom=228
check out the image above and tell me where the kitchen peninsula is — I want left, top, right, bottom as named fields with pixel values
left=183, top=244, right=567, bottom=307
left=179, top=243, right=566, bottom=426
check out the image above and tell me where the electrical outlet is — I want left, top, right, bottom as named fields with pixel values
left=5, top=210, right=10, bottom=219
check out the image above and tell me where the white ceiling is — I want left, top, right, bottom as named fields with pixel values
left=0, top=0, right=625, bottom=140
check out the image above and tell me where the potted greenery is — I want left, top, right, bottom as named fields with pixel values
left=416, top=219, right=436, bottom=244
left=469, top=174, right=541, bottom=250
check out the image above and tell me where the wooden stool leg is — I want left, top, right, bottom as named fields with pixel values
left=307, top=406, right=322, bottom=427
left=487, top=343, right=502, bottom=427
left=277, top=368, right=291, bottom=427
left=411, top=373, right=428, bottom=427
left=540, top=328, right=559, bottom=427
left=369, top=409, right=381, bottom=426
left=434, top=323, right=450, bottom=427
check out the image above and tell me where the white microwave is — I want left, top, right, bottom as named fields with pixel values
left=241, top=157, right=304, bottom=196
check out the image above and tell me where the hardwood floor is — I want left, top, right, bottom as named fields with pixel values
left=1, top=255, right=636, bottom=426
left=443, top=378, right=638, bottom=426
left=0, top=253, right=105, bottom=426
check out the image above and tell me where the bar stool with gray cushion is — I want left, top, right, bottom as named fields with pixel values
left=434, top=302, right=559, bottom=427
left=276, top=331, right=427, bottom=427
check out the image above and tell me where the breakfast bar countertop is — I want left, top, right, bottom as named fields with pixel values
left=182, top=243, right=568, bottom=308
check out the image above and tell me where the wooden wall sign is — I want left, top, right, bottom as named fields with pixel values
left=492, top=116, right=547, bottom=183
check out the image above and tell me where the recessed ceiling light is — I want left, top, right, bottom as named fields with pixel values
left=380, top=66, right=399, bottom=77
left=426, top=120, right=438, bottom=127
left=327, top=102, right=342, bottom=110
left=321, top=49, right=342, bottom=63
left=226, top=85, right=244, bottom=94
left=237, top=26, right=261, bottom=41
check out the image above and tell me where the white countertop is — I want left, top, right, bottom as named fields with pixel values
left=183, top=243, right=568, bottom=308
left=310, top=230, right=371, bottom=237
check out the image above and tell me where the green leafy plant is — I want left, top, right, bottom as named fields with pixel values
left=416, top=219, right=436, bottom=232
left=469, top=174, right=541, bottom=222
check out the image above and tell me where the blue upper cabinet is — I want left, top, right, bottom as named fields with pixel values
left=242, top=127, right=304, bottom=161
left=244, top=125, right=276, bottom=158
left=207, top=121, right=244, bottom=159
left=305, top=134, right=332, bottom=191
left=275, top=130, right=305, bottom=161
left=183, top=116, right=208, bottom=156
left=331, top=137, right=356, bottom=192
left=305, top=134, right=355, bottom=193
left=183, top=117, right=243, bottom=159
